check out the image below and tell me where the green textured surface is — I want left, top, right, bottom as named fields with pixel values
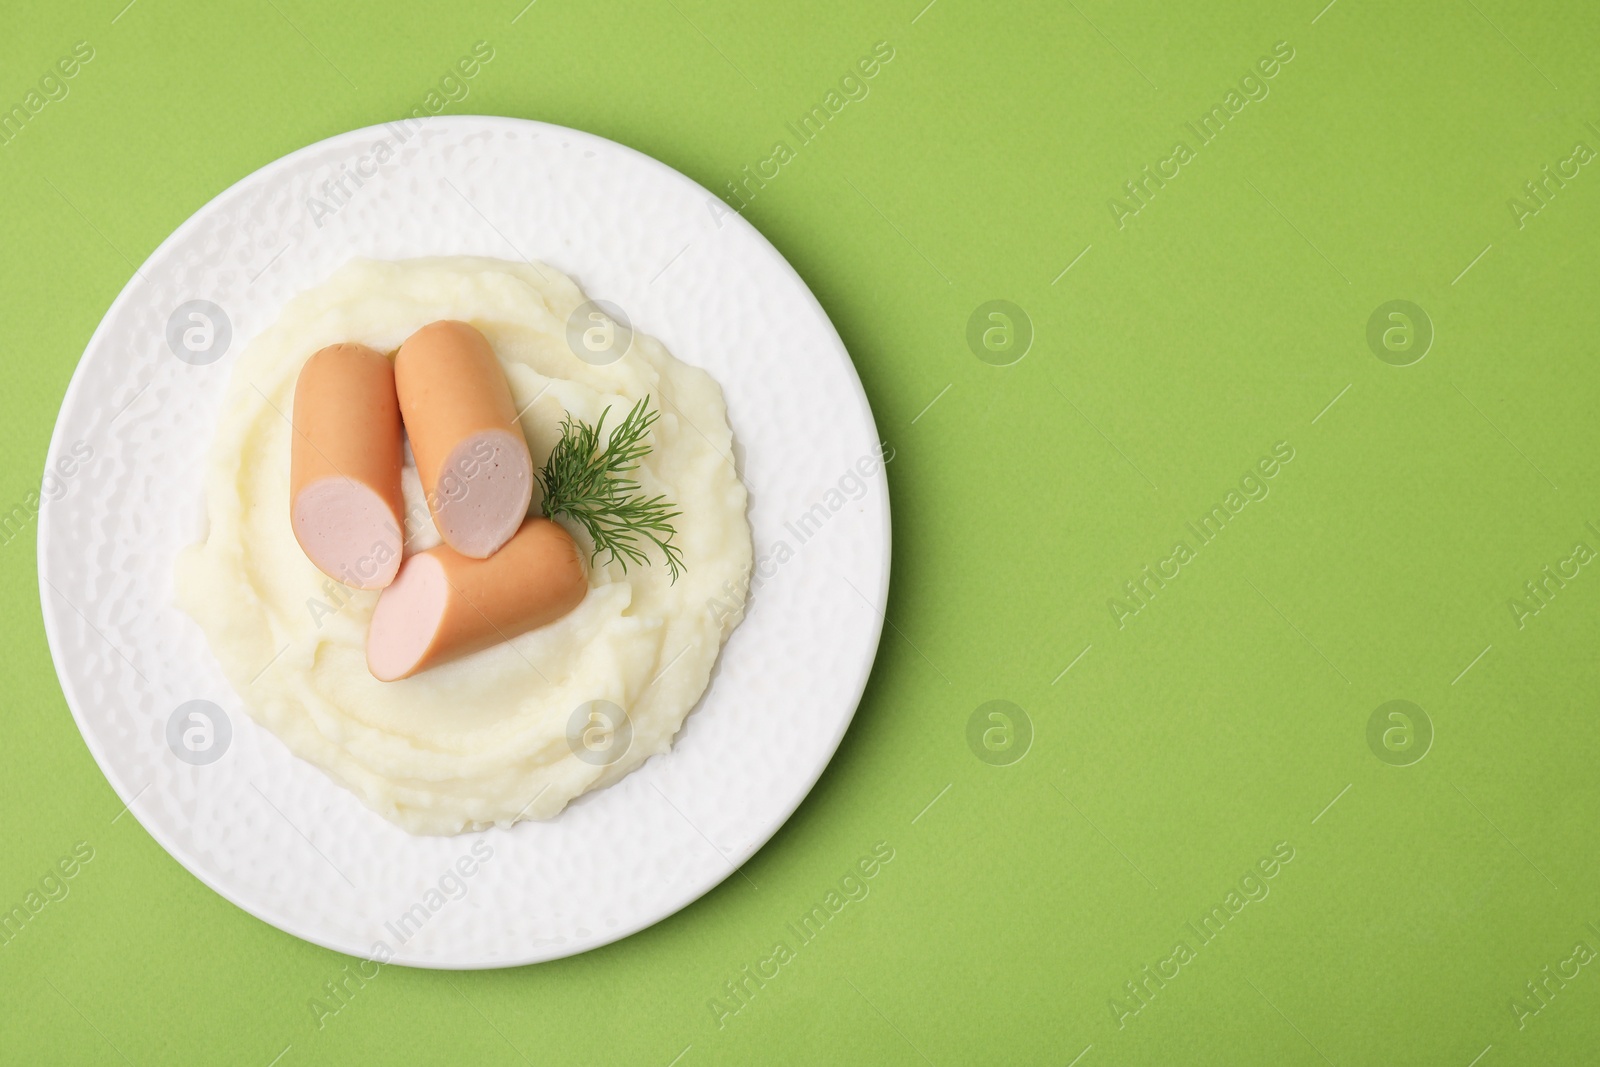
left=4, top=0, right=1600, bottom=1063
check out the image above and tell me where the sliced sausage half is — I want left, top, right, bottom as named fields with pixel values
left=366, top=517, right=588, bottom=681
left=394, top=320, right=534, bottom=559
left=290, top=343, right=406, bottom=589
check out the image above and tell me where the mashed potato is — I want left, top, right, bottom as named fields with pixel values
left=176, top=257, right=751, bottom=835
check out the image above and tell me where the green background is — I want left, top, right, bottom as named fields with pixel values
left=4, top=0, right=1599, bottom=1063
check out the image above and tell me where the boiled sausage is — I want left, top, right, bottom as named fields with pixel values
left=394, top=320, right=534, bottom=558
left=366, top=517, right=587, bottom=681
left=290, top=343, right=406, bottom=589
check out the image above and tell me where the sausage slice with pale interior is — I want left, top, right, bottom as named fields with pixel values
left=394, top=320, right=534, bottom=559
left=290, top=343, right=406, bottom=589
left=366, top=517, right=588, bottom=681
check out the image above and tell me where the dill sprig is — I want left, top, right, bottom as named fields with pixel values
left=538, top=397, right=685, bottom=582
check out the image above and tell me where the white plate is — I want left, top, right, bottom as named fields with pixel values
left=38, top=116, right=889, bottom=968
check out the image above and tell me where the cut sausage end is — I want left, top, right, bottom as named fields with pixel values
left=292, top=477, right=403, bottom=589
left=433, top=429, right=535, bottom=558
left=366, top=553, right=449, bottom=681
